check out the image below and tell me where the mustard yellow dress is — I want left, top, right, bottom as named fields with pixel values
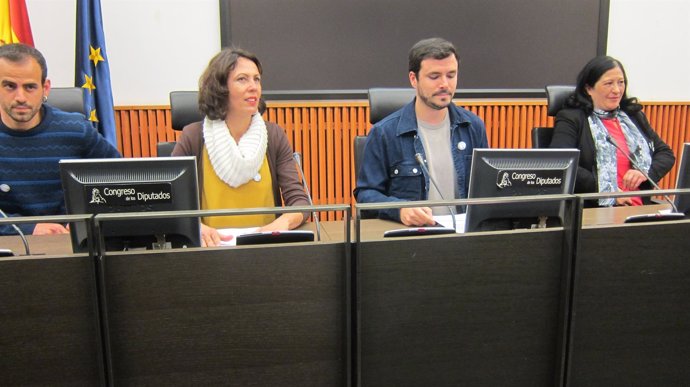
left=200, top=147, right=275, bottom=228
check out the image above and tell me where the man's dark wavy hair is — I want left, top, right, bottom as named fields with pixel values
left=0, top=43, right=48, bottom=83
left=408, top=37, right=458, bottom=77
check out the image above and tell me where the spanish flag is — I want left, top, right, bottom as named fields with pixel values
left=0, top=0, right=34, bottom=46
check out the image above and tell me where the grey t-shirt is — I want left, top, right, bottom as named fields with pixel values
left=417, top=113, right=456, bottom=215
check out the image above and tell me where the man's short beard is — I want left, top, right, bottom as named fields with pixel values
left=6, top=104, right=40, bottom=123
left=418, top=92, right=450, bottom=111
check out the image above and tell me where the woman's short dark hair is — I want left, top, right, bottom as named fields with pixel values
left=0, top=43, right=48, bottom=83
left=198, top=48, right=262, bottom=120
left=565, top=55, right=642, bottom=114
left=408, top=37, right=458, bottom=77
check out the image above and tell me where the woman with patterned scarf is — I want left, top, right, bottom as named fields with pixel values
left=550, top=56, right=675, bottom=207
left=172, top=48, right=309, bottom=246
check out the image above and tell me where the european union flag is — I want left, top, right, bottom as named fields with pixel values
left=75, top=0, right=117, bottom=147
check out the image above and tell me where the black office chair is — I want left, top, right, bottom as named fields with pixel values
left=163, top=91, right=204, bottom=157
left=46, top=87, right=86, bottom=115
left=156, top=141, right=177, bottom=157
left=368, top=87, right=416, bottom=125
left=353, top=135, right=368, bottom=180
left=170, top=91, right=203, bottom=131
left=531, top=85, right=575, bottom=148
left=353, top=88, right=417, bottom=181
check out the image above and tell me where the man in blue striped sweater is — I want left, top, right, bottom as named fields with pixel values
left=0, top=43, right=120, bottom=236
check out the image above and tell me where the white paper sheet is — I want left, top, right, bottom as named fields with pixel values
left=433, top=213, right=466, bottom=233
left=217, top=227, right=260, bottom=246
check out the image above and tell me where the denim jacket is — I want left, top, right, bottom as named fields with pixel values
left=354, top=99, right=488, bottom=222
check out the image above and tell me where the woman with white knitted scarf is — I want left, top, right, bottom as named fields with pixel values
left=172, top=48, right=309, bottom=246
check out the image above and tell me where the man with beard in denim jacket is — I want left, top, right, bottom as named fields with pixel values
left=355, top=37, right=488, bottom=225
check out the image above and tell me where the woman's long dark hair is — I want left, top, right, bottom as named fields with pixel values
left=564, top=55, right=642, bottom=114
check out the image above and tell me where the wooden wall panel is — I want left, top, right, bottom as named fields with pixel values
left=641, top=103, right=690, bottom=191
left=114, top=107, right=179, bottom=158
left=114, top=101, right=690, bottom=220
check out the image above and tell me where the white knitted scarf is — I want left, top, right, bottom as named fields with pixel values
left=202, top=113, right=268, bottom=188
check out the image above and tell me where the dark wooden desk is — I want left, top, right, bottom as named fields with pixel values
left=0, top=233, right=73, bottom=256
left=0, top=231, right=349, bottom=386
left=354, top=205, right=690, bottom=386
left=582, top=203, right=671, bottom=226
left=0, top=203, right=665, bottom=255
left=355, top=227, right=568, bottom=386
left=568, top=211, right=690, bottom=386
left=2, top=206, right=689, bottom=386
left=0, top=221, right=343, bottom=256
left=0, top=251, right=103, bottom=386
left=352, top=203, right=673, bottom=239
left=101, top=243, right=348, bottom=386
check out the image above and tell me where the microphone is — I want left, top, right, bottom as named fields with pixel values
left=0, top=208, right=31, bottom=256
left=414, top=153, right=457, bottom=232
left=293, top=152, right=321, bottom=241
left=606, top=135, right=681, bottom=213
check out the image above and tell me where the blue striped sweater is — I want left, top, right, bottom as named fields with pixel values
left=0, top=105, right=120, bottom=235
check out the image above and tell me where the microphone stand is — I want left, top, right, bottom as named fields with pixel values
left=414, top=153, right=458, bottom=232
left=0, top=208, right=31, bottom=256
left=293, top=152, right=321, bottom=241
left=606, top=136, right=685, bottom=222
left=606, top=136, right=680, bottom=212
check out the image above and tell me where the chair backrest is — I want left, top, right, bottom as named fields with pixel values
left=156, top=141, right=177, bottom=157
left=46, top=87, right=85, bottom=115
left=368, top=88, right=416, bottom=125
left=531, top=127, right=555, bottom=149
left=170, top=91, right=203, bottom=131
left=545, top=85, right=575, bottom=117
left=531, top=85, right=576, bottom=148
left=353, top=135, right=368, bottom=181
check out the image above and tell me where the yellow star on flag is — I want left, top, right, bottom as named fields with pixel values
left=81, top=74, right=96, bottom=93
left=88, top=109, right=99, bottom=122
left=89, top=45, right=105, bottom=67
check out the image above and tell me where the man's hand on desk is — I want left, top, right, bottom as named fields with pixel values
left=400, top=207, right=435, bottom=226
left=33, top=223, right=69, bottom=235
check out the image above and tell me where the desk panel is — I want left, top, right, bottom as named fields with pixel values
left=0, top=255, right=102, bottom=386
left=103, top=243, right=347, bottom=386
left=0, top=234, right=73, bottom=256
left=357, top=229, right=566, bottom=386
left=568, top=221, right=690, bottom=386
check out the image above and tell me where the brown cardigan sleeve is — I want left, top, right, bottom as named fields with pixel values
left=266, top=122, right=310, bottom=222
left=171, top=121, right=205, bottom=189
